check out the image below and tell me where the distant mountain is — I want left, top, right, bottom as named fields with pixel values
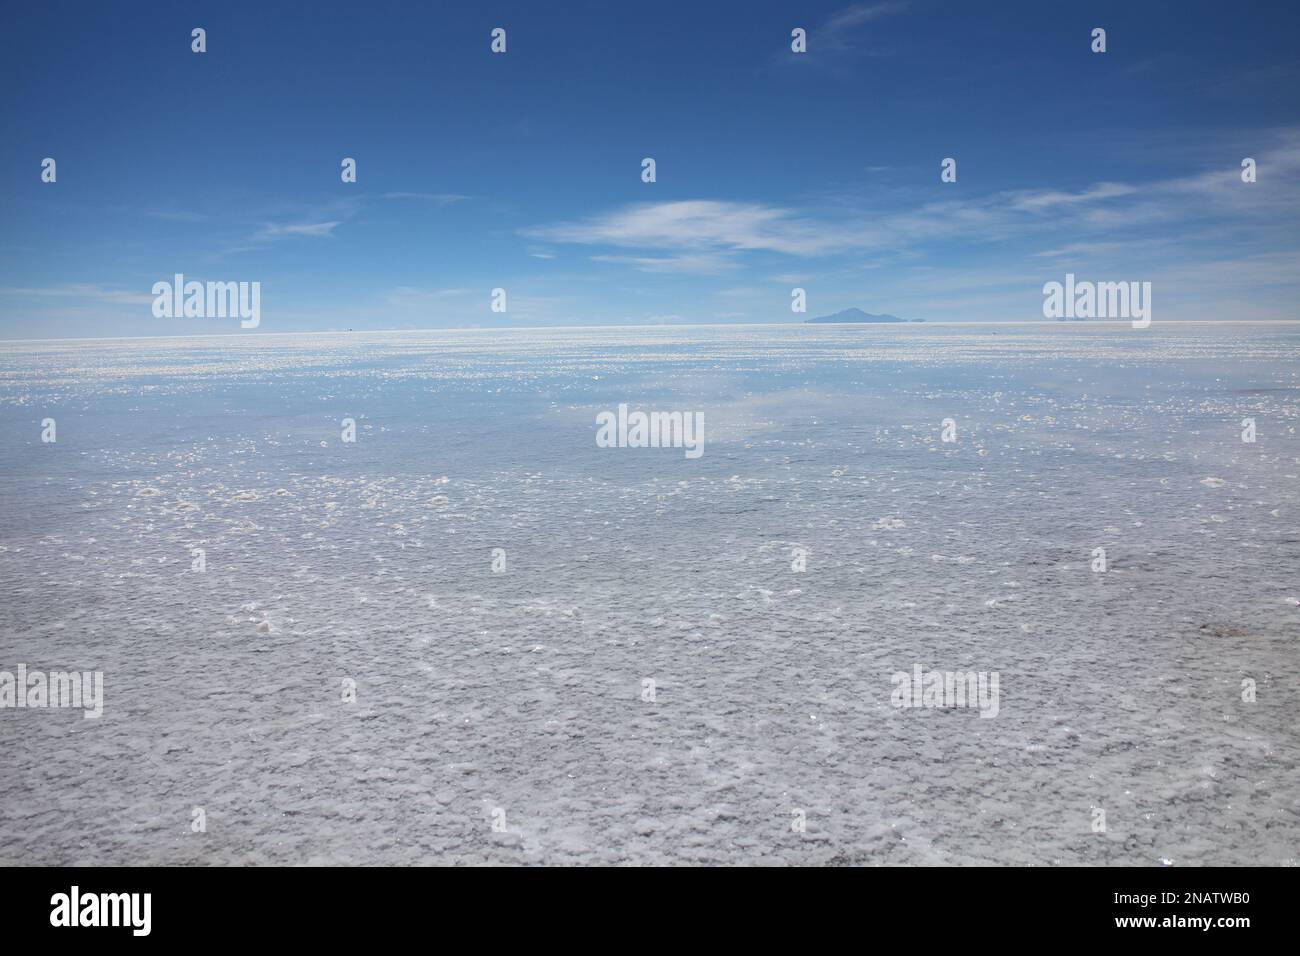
left=805, top=307, right=919, bottom=324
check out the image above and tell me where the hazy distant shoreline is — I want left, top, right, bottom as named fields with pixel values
left=3, top=319, right=1300, bottom=347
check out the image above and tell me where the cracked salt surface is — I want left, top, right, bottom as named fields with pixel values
left=0, top=323, right=1297, bottom=865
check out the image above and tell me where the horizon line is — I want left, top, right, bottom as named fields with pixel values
left=2, top=318, right=1299, bottom=347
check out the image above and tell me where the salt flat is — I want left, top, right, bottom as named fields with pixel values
left=0, top=323, right=1296, bottom=865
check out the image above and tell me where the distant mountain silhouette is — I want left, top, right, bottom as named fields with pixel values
left=805, top=307, right=918, bottom=324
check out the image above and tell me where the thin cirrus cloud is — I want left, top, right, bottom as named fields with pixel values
left=524, top=137, right=1300, bottom=277
left=213, top=218, right=343, bottom=256
left=523, top=190, right=1107, bottom=268
left=235, top=193, right=468, bottom=249
left=776, top=1, right=911, bottom=66
left=1005, top=183, right=1137, bottom=212
left=382, top=192, right=471, bottom=205
left=820, top=2, right=910, bottom=48
left=590, top=253, right=738, bottom=275
left=526, top=200, right=853, bottom=259
left=0, top=284, right=154, bottom=306
left=253, top=221, right=342, bottom=241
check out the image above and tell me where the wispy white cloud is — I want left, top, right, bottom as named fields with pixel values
left=528, top=200, right=852, bottom=259
left=822, top=2, right=910, bottom=47
left=254, top=221, right=341, bottom=240
left=1006, top=182, right=1136, bottom=212
left=777, top=1, right=910, bottom=66
left=385, top=286, right=473, bottom=303
left=0, top=284, right=153, bottom=305
left=591, top=252, right=737, bottom=274
left=526, top=133, right=1300, bottom=278
left=382, top=192, right=471, bottom=205
left=145, top=209, right=210, bottom=222
left=1032, top=238, right=1174, bottom=259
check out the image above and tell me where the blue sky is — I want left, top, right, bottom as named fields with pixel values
left=2, top=0, right=1299, bottom=337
